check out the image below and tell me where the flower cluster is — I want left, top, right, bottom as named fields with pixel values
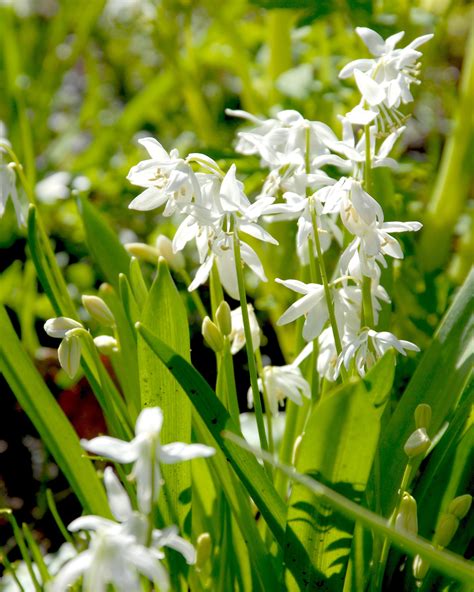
left=52, top=407, right=215, bottom=591
left=126, top=26, right=426, bottom=384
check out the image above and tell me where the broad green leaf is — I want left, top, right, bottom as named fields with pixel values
left=138, top=258, right=191, bottom=529
left=228, top=433, right=474, bottom=587
left=136, top=322, right=286, bottom=541
left=0, top=304, right=110, bottom=518
left=378, top=269, right=474, bottom=517
left=284, top=381, right=380, bottom=591
left=77, top=195, right=131, bottom=292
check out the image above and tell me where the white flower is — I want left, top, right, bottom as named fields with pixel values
left=226, top=108, right=335, bottom=169
left=317, top=328, right=340, bottom=382
left=81, top=407, right=215, bottom=513
left=127, top=138, right=199, bottom=215
left=276, top=278, right=331, bottom=341
left=315, top=118, right=404, bottom=177
left=0, top=161, right=24, bottom=226
left=44, top=317, right=84, bottom=378
left=339, top=328, right=419, bottom=377
left=339, top=28, right=433, bottom=130
left=229, top=304, right=261, bottom=355
left=248, top=365, right=310, bottom=415
left=187, top=233, right=268, bottom=300
left=323, top=177, right=384, bottom=235
left=35, top=172, right=71, bottom=204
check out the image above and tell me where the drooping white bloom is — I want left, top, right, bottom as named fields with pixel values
left=81, top=407, right=215, bottom=513
left=248, top=365, right=311, bottom=415
left=127, top=138, right=200, bottom=215
left=44, top=317, right=84, bottom=378
left=229, top=304, right=261, bottom=355
left=339, top=328, right=420, bottom=377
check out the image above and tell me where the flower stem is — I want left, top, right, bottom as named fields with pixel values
left=232, top=231, right=269, bottom=461
left=222, top=338, right=240, bottom=424
left=255, top=348, right=274, bottom=453
left=373, top=460, right=413, bottom=591
left=309, top=200, right=347, bottom=381
left=363, top=125, right=376, bottom=329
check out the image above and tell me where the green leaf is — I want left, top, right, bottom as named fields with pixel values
left=378, top=269, right=474, bottom=517
left=135, top=321, right=287, bottom=542
left=284, top=380, right=381, bottom=591
left=0, top=304, right=110, bottom=518
left=77, top=195, right=131, bottom=291
left=138, top=258, right=191, bottom=528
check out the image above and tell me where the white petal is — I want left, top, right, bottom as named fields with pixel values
left=104, top=467, right=133, bottom=522
left=188, top=256, right=214, bottom=292
left=138, top=138, right=170, bottom=160
left=160, top=442, right=215, bottom=464
left=128, top=187, right=168, bottom=211
left=51, top=551, right=93, bottom=592
left=58, top=336, right=81, bottom=378
left=135, top=407, right=164, bottom=436
left=81, top=436, right=139, bottom=463
left=275, top=278, right=311, bottom=295
left=354, top=70, right=385, bottom=106
left=345, top=105, right=378, bottom=125
left=355, top=27, right=386, bottom=56
left=68, top=516, right=116, bottom=532
left=44, top=317, right=82, bottom=338
left=339, top=58, right=375, bottom=79
left=127, top=545, right=170, bottom=591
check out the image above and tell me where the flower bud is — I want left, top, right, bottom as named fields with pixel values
left=44, top=317, right=82, bottom=339
left=202, top=317, right=224, bottom=353
left=58, top=335, right=81, bottom=378
left=447, top=494, right=472, bottom=520
left=434, top=513, right=459, bottom=548
left=404, top=428, right=431, bottom=458
left=215, top=301, right=232, bottom=336
left=414, top=404, right=432, bottom=430
left=195, top=532, right=212, bottom=570
left=93, top=335, right=118, bottom=355
left=156, top=235, right=185, bottom=271
left=82, top=295, right=115, bottom=327
left=413, top=554, right=429, bottom=580
left=395, top=493, right=418, bottom=535
left=124, top=242, right=159, bottom=264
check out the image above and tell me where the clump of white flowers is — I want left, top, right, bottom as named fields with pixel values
left=51, top=408, right=215, bottom=591
left=125, top=26, right=427, bottom=385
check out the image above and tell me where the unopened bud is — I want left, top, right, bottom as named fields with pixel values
left=82, top=295, right=115, bottom=327
left=44, top=316, right=82, bottom=339
left=202, top=317, right=224, bottom=353
left=395, top=493, right=418, bottom=534
left=447, top=494, right=472, bottom=520
left=58, top=335, right=81, bottom=378
left=413, top=554, right=429, bottom=580
left=156, top=235, right=185, bottom=271
left=195, top=532, right=212, bottom=570
left=93, top=335, right=118, bottom=355
left=404, top=428, right=431, bottom=458
left=414, top=404, right=432, bottom=430
left=215, top=301, right=232, bottom=336
left=125, top=242, right=159, bottom=264
left=434, top=513, right=459, bottom=548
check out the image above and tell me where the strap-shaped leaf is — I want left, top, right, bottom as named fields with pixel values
left=0, top=304, right=110, bottom=518
left=77, top=195, right=131, bottom=291
left=136, top=321, right=287, bottom=542
left=137, top=258, right=191, bottom=529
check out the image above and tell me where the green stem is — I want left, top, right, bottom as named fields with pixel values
left=209, top=262, right=224, bottom=320
left=222, top=338, right=240, bottom=424
left=255, top=348, right=274, bottom=454
left=146, top=439, right=157, bottom=547
left=362, top=125, right=376, bottom=329
left=46, top=489, right=75, bottom=546
left=309, top=201, right=347, bottom=380
left=373, top=461, right=413, bottom=591
left=0, top=552, right=26, bottom=592
left=232, top=231, right=269, bottom=460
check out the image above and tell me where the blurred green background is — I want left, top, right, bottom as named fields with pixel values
left=0, top=0, right=472, bottom=564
